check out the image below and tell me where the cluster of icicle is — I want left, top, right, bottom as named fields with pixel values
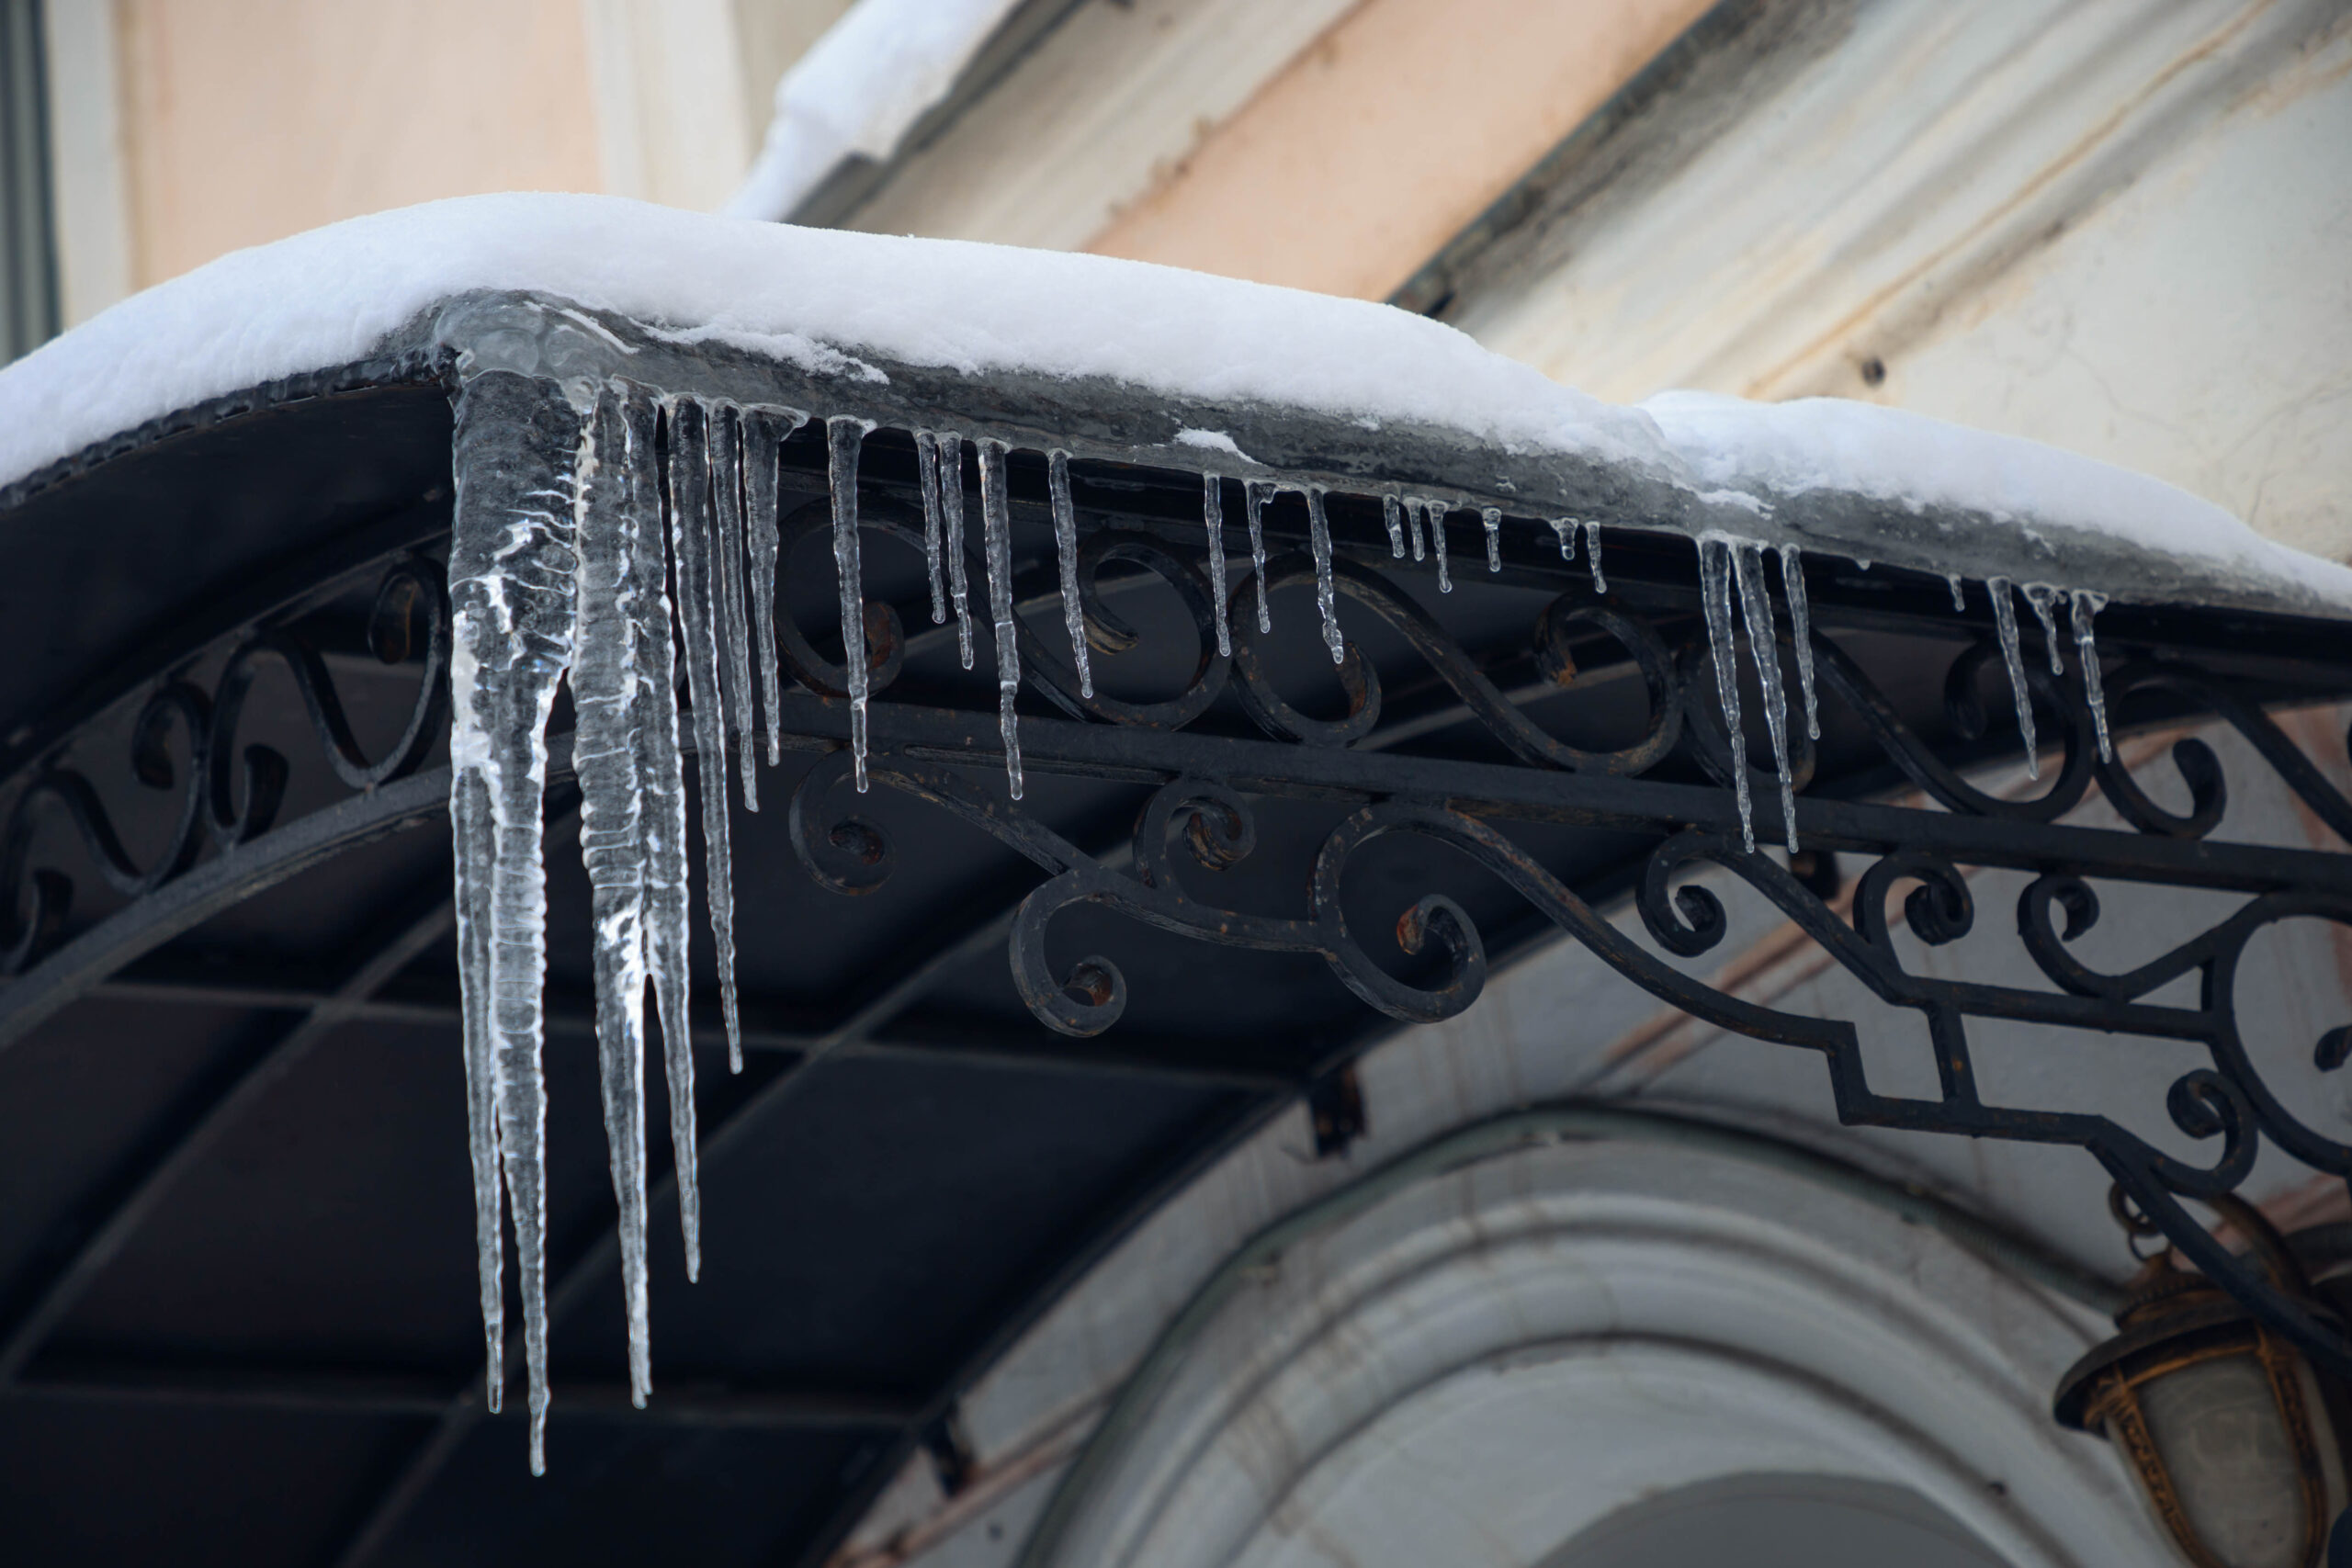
left=447, top=371, right=2114, bottom=1472
left=451, top=375, right=857, bottom=1475
left=447, top=376, right=1288, bottom=1471
left=1690, top=533, right=2112, bottom=856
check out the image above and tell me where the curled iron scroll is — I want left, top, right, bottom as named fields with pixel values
left=773, top=495, right=909, bottom=702
left=1809, top=631, right=2095, bottom=821
left=1232, top=551, right=1683, bottom=773
left=0, top=555, right=447, bottom=975
left=1017, top=529, right=1230, bottom=730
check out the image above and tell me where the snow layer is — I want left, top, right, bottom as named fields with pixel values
left=3, top=191, right=2347, bottom=615
left=1642, top=389, right=2338, bottom=596
left=0, top=192, right=1662, bottom=492
left=727, top=0, right=1023, bottom=224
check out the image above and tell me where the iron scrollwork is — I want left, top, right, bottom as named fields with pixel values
left=0, top=555, right=450, bottom=973
left=784, top=504, right=2352, bottom=1377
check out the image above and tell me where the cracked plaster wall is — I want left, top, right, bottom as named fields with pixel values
left=1447, top=0, right=2352, bottom=563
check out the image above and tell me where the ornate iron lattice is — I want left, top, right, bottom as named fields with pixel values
left=767, top=467, right=2352, bottom=1382
left=0, top=538, right=453, bottom=1045
left=4, top=379, right=2349, bottom=1412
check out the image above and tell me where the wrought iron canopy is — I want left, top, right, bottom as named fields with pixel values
left=0, top=288, right=2347, bottom=1566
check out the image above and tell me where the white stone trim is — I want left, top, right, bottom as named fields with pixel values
left=582, top=0, right=757, bottom=211
left=43, top=0, right=134, bottom=323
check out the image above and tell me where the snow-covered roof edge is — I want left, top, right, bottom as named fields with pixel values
left=724, top=0, right=1029, bottom=224
left=3, top=193, right=2345, bottom=624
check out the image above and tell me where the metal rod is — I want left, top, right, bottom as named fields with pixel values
left=86, top=969, right=1299, bottom=1089
left=0, top=882, right=462, bottom=1386
left=14, top=1360, right=918, bottom=1430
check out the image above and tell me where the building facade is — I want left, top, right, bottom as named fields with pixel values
left=8, top=3, right=2349, bottom=1564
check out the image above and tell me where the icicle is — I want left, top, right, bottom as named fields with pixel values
left=916, top=431, right=948, bottom=626
left=827, top=417, right=873, bottom=793
left=2072, top=589, right=2112, bottom=762
left=1733, top=543, right=1798, bottom=853
left=743, top=408, right=803, bottom=769
left=940, top=433, right=975, bottom=670
left=1307, top=486, right=1343, bottom=665
left=1777, top=546, right=1818, bottom=742
left=1384, top=494, right=1406, bottom=558
left=978, top=439, right=1024, bottom=798
left=1482, top=506, right=1502, bottom=572
left=626, top=398, right=703, bottom=1282
left=1408, top=498, right=1428, bottom=562
left=1985, top=576, right=2039, bottom=780
left=571, top=387, right=656, bottom=1411
left=1048, top=450, right=1094, bottom=699
left=2022, top=582, right=2064, bottom=676
left=1549, top=518, right=1576, bottom=561
left=1245, top=480, right=1274, bottom=633
left=1945, top=573, right=1966, bottom=612
left=1697, top=536, right=1755, bottom=854
left=1430, top=502, right=1453, bottom=592
left=454, top=815, right=500, bottom=1416
left=1204, top=473, right=1231, bottom=658
left=1584, top=521, right=1606, bottom=593
left=449, top=371, right=586, bottom=1474
left=665, top=399, right=744, bottom=1075
left=707, top=406, right=760, bottom=810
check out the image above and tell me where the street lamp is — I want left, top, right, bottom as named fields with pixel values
left=2055, top=1193, right=2347, bottom=1568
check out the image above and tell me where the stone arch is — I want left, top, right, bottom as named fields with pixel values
left=1027, top=1135, right=2160, bottom=1568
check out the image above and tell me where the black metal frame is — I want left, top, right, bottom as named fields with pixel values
left=786, top=546, right=2352, bottom=1379
left=5, top=298, right=2352, bottom=1562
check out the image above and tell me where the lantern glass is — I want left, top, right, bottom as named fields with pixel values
left=2123, top=1346, right=2310, bottom=1568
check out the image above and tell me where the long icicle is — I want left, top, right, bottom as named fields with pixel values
left=571, top=385, right=654, bottom=1409
left=978, top=438, right=1024, bottom=797
left=1778, top=545, right=1818, bottom=741
left=940, top=433, right=974, bottom=669
left=1245, top=479, right=1273, bottom=633
left=1482, top=506, right=1502, bottom=572
left=1733, top=543, right=1797, bottom=852
left=743, top=407, right=802, bottom=769
left=1697, top=536, right=1755, bottom=854
left=2072, top=589, right=2112, bottom=761
left=1307, top=486, right=1343, bottom=664
left=625, top=391, right=702, bottom=1280
left=665, top=399, right=743, bottom=1074
left=1408, top=498, right=1428, bottom=562
left=828, top=417, right=873, bottom=791
left=454, top=771, right=500, bottom=1415
left=449, top=370, right=585, bottom=1474
left=1986, top=576, right=2039, bottom=779
left=1430, top=501, right=1453, bottom=592
left=707, top=406, right=759, bottom=809
left=1584, top=521, right=1606, bottom=593
left=1204, top=473, right=1231, bottom=657
left=1383, top=494, right=1405, bottom=558
left=916, top=431, right=947, bottom=626
left=1048, top=450, right=1093, bottom=698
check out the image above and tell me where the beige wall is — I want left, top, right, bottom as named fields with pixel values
left=90, top=0, right=1713, bottom=309
left=112, top=0, right=605, bottom=289
left=1087, top=0, right=1715, bottom=299
left=825, top=0, right=1714, bottom=304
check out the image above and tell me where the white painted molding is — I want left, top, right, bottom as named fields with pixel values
left=42, top=0, right=134, bottom=323
left=582, top=0, right=757, bottom=211
left=844, top=0, right=1357, bottom=251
